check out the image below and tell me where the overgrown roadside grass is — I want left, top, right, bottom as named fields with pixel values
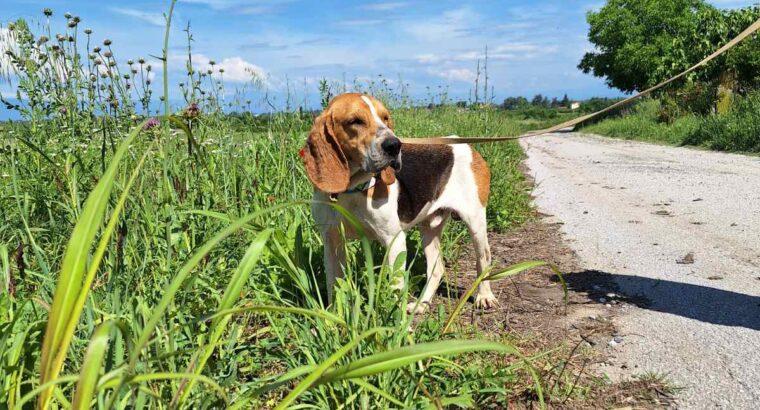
left=583, top=96, right=760, bottom=153
left=1, top=99, right=566, bottom=407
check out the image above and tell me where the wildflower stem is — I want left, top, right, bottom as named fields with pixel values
left=163, top=0, right=177, bottom=119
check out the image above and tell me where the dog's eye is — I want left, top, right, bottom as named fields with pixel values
left=348, top=117, right=365, bottom=126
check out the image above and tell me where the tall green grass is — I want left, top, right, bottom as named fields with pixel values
left=584, top=95, right=760, bottom=153
left=0, top=6, right=577, bottom=409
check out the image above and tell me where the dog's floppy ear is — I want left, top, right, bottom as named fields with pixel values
left=379, top=167, right=396, bottom=185
left=302, top=112, right=350, bottom=194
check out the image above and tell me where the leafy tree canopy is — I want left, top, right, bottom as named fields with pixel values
left=579, top=0, right=760, bottom=93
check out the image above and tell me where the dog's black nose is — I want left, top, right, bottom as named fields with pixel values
left=381, top=137, right=401, bottom=156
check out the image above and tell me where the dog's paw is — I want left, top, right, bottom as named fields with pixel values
left=406, top=301, right=429, bottom=315
left=474, top=294, right=499, bottom=310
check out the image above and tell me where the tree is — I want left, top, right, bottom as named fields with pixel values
left=501, top=96, right=528, bottom=110
left=531, top=94, right=545, bottom=107
left=561, top=93, right=571, bottom=107
left=579, top=1, right=760, bottom=93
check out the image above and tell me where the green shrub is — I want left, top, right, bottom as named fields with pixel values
left=518, top=106, right=558, bottom=120
left=686, top=91, right=760, bottom=151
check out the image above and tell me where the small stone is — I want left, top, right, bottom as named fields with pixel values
left=605, top=303, right=612, bottom=308
left=599, top=297, right=607, bottom=303
left=606, top=292, right=616, bottom=298
left=613, top=336, right=623, bottom=343
left=677, top=252, right=695, bottom=264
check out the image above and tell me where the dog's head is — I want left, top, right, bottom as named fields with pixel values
left=301, top=93, right=402, bottom=194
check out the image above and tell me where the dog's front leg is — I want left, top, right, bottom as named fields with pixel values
left=385, top=231, right=407, bottom=291
left=322, top=225, right=346, bottom=304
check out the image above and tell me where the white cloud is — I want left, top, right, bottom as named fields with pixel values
left=180, top=0, right=286, bottom=11
left=238, top=6, right=276, bottom=15
left=359, top=2, right=408, bottom=11
left=428, top=68, right=475, bottom=83
left=0, top=28, right=17, bottom=76
left=111, top=8, right=165, bottom=27
left=405, top=8, right=479, bottom=42
left=177, top=54, right=268, bottom=84
left=334, top=19, right=386, bottom=27
left=414, top=53, right=441, bottom=64
left=216, top=57, right=267, bottom=82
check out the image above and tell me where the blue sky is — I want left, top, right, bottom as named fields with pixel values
left=0, top=0, right=754, bottom=114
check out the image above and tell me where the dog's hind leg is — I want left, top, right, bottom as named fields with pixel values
left=407, top=212, right=449, bottom=314
left=461, top=207, right=498, bottom=309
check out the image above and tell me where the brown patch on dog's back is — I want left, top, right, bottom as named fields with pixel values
left=470, top=148, right=490, bottom=205
left=396, top=144, right=454, bottom=223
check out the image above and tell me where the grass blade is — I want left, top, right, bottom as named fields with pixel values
left=319, top=339, right=519, bottom=382
left=273, top=327, right=390, bottom=410
left=71, top=322, right=114, bottom=410
left=37, top=119, right=154, bottom=409
left=173, top=229, right=273, bottom=405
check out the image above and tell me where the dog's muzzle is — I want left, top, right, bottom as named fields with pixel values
left=364, top=134, right=402, bottom=173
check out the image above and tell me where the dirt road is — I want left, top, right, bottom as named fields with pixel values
left=520, top=133, right=760, bottom=409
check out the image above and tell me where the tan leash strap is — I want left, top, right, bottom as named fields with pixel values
left=401, top=17, right=760, bottom=145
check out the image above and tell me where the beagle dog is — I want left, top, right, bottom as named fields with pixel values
left=302, top=93, right=497, bottom=313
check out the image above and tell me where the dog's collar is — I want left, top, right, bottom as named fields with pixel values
left=329, top=176, right=377, bottom=201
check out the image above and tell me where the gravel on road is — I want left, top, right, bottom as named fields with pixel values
left=521, top=133, right=760, bottom=409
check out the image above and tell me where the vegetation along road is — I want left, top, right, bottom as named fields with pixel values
left=521, top=133, right=760, bottom=409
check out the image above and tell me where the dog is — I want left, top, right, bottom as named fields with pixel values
left=301, top=93, right=497, bottom=313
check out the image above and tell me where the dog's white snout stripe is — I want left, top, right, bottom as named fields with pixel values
left=361, top=95, right=386, bottom=128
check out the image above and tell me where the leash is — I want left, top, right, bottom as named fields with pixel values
left=401, top=17, right=760, bottom=145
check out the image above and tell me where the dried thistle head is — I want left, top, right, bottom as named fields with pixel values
left=43, top=8, right=53, bottom=17
left=183, top=102, right=200, bottom=119
left=103, top=39, right=112, bottom=46
left=84, top=28, right=92, bottom=35
left=143, top=117, right=160, bottom=130
left=64, top=12, right=72, bottom=19
left=93, top=46, right=101, bottom=53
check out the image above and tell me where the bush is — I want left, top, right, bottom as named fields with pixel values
left=518, top=106, right=558, bottom=120
left=685, top=91, right=760, bottom=151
